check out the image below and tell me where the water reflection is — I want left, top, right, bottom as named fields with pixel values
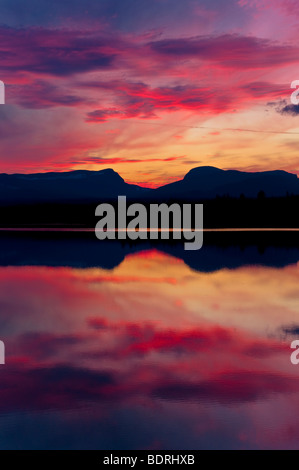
left=0, top=233, right=299, bottom=449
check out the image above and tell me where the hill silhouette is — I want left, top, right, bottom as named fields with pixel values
left=0, top=168, right=150, bottom=203
left=0, top=166, right=298, bottom=204
left=0, top=165, right=298, bottom=228
left=154, top=166, right=299, bottom=199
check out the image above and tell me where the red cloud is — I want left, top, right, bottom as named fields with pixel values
left=85, top=80, right=290, bottom=123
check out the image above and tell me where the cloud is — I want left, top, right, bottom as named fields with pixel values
left=242, top=82, right=290, bottom=99
left=84, top=80, right=290, bottom=124
left=1, top=26, right=297, bottom=83
left=0, top=26, right=119, bottom=77
left=149, top=34, right=299, bottom=69
left=56, top=156, right=183, bottom=167
left=239, top=0, right=299, bottom=18
left=280, top=324, right=299, bottom=337
left=277, top=104, right=299, bottom=116
left=0, top=7, right=297, bottom=180
left=11, top=80, right=86, bottom=109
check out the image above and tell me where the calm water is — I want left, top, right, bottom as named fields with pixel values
left=0, top=232, right=299, bottom=449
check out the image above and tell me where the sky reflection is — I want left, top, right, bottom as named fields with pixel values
left=0, top=249, right=298, bottom=449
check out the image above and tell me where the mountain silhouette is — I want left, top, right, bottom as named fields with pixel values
left=0, top=168, right=150, bottom=203
left=0, top=166, right=297, bottom=204
left=154, top=166, right=299, bottom=199
left=1, top=166, right=299, bottom=228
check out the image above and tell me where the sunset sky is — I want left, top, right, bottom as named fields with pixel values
left=1, top=0, right=299, bottom=187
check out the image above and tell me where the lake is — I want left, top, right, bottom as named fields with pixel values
left=0, top=231, right=298, bottom=449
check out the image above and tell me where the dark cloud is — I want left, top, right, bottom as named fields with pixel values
left=280, top=324, right=299, bottom=336
left=149, top=34, right=299, bottom=69
left=10, top=80, right=86, bottom=108
left=0, top=26, right=118, bottom=77
left=278, top=104, right=299, bottom=116
left=242, top=81, right=289, bottom=99
left=86, top=108, right=125, bottom=122
left=270, top=99, right=299, bottom=116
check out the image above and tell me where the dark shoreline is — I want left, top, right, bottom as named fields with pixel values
left=0, top=194, right=298, bottom=229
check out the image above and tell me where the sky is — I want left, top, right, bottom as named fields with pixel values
left=0, top=0, right=299, bottom=187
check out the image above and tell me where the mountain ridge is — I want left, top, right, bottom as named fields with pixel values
left=0, top=165, right=298, bottom=203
